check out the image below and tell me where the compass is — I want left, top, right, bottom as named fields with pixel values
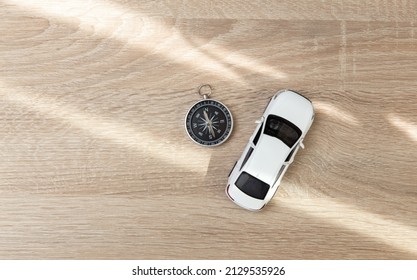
left=185, top=84, right=233, bottom=147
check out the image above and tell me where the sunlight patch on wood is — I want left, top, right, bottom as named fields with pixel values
left=314, top=101, right=359, bottom=125
left=280, top=198, right=417, bottom=256
left=0, top=83, right=211, bottom=175
left=388, top=114, right=417, bottom=142
left=4, top=0, right=287, bottom=83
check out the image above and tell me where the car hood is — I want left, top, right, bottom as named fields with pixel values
left=269, top=92, right=314, bottom=132
left=244, top=135, right=290, bottom=185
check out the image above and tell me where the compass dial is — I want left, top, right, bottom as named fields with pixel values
left=185, top=99, right=233, bottom=146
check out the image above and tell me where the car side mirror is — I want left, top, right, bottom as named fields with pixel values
left=255, top=118, right=262, bottom=124
left=300, top=141, right=305, bottom=149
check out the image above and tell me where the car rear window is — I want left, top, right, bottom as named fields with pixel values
left=264, top=115, right=301, bottom=147
left=235, top=172, right=270, bottom=200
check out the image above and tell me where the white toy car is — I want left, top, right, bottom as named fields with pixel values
left=226, top=89, right=314, bottom=211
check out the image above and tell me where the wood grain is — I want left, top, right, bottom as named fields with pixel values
left=0, top=0, right=416, bottom=259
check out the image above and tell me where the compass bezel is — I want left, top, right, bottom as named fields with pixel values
left=185, top=99, right=233, bottom=147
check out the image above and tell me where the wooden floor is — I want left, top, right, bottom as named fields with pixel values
left=1, top=0, right=416, bottom=259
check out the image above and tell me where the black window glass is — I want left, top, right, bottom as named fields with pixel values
left=240, top=147, right=254, bottom=171
left=264, top=115, right=301, bottom=147
left=253, top=123, right=263, bottom=145
left=285, top=147, right=296, bottom=162
left=274, top=165, right=286, bottom=185
left=235, top=172, right=270, bottom=200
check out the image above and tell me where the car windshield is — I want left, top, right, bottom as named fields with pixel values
left=235, top=172, right=270, bottom=200
left=264, top=115, right=301, bottom=147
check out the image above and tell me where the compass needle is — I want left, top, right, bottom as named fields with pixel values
left=203, top=110, right=210, bottom=123
left=208, top=125, right=216, bottom=137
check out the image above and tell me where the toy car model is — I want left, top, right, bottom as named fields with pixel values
left=226, top=89, right=314, bottom=211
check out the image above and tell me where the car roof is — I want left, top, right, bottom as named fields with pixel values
left=243, top=134, right=290, bottom=185
left=268, top=90, right=314, bottom=132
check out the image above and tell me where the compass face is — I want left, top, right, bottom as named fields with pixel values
left=185, top=99, right=233, bottom=146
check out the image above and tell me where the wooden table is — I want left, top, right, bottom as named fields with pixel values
left=1, top=0, right=416, bottom=259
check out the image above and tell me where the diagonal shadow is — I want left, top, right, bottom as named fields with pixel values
left=0, top=83, right=214, bottom=195
left=0, top=194, right=416, bottom=259
left=205, top=87, right=417, bottom=258
left=1, top=0, right=416, bottom=260
left=1, top=0, right=287, bottom=86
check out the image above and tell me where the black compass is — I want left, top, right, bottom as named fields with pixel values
left=185, top=85, right=233, bottom=147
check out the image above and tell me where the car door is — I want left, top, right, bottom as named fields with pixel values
left=284, top=138, right=303, bottom=165
left=238, top=119, right=264, bottom=171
